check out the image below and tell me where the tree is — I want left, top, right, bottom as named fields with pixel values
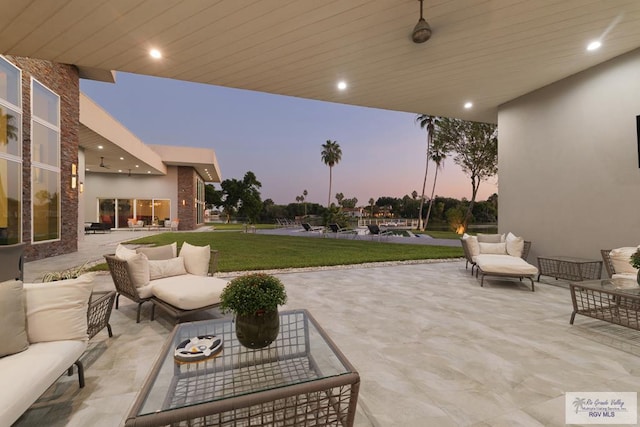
left=0, top=112, right=18, bottom=145
left=303, top=189, right=308, bottom=216
left=218, top=171, right=263, bottom=223
left=205, top=184, right=223, bottom=209
left=411, top=190, right=418, bottom=200
left=335, top=192, right=344, bottom=206
left=434, top=118, right=498, bottom=231
left=423, top=141, right=447, bottom=230
left=368, top=198, right=375, bottom=217
left=415, top=114, right=440, bottom=230
left=321, top=140, right=342, bottom=207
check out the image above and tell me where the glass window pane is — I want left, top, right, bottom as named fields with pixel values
left=0, top=105, right=21, bottom=157
left=153, top=200, right=170, bottom=224
left=116, top=199, right=132, bottom=229
left=32, top=80, right=59, bottom=125
left=32, top=121, right=59, bottom=166
left=98, top=199, right=115, bottom=228
left=137, top=199, right=152, bottom=225
left=32, top=168, right=59, bottom=242
left=0, top=158, right=21, bottom=244
left=0, top=58, right=20, bottom=106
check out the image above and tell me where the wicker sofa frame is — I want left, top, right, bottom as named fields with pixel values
left=104, top=247, right=220, bottom=323
left=600, top=249, right=615, bottom=278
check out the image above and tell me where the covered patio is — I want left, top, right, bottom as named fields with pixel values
left=15, top=232, right=640, bottom=426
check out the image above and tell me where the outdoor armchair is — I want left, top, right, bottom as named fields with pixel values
left=0, top=242, right=24, bottom=281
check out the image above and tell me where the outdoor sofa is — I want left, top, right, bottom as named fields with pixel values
left=105, top=242, right=227, bottom=323
left=461, top=232, right=537, bottom=291
left=601, top=247, right=639, bottom=283
left=0, top=275, right=93, bottom=426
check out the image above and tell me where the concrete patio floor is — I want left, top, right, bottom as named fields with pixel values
left=14, top=230, right=640, bottom=426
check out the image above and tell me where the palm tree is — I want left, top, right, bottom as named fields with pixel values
left=303, top=189, right=308, bottom=216
left=320, top=140, right=342, bottom=207
left=1, top=112, right=18, bottom=145
left=423, top=144, right=446, bottom=230
left=368, top=198, right=375, bottom=218
left=415, top=114, right=439, bottom=230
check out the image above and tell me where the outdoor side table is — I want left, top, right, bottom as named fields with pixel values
left=537, top=256, right=603, bottom=282
left=125, top=309, right=360, bottom=426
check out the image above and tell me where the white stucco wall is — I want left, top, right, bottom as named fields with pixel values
left=83, top=166, right=179, bottom=225
left=498, top=48, right=640, bottom=263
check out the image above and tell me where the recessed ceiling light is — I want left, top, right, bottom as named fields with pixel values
left=147, top=171, right=151, bottom=174
left=118, top=169, right=122, bottom=173
left=337, top=81, right=347, bottom=91
left=150, top=49, right=162, bottom=59
left=587, top=41, right=601, bottom=51
left=464, top=102, right=473, bottom=109
left=135, top=165, right=139, bottom=168
left=98, top=145, right=103, bottom=149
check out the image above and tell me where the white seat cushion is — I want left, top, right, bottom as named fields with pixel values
left=476, top=254, right=538, bottom=275
left=151, top=275, right=228, bottom=310
left=0, top=340, right=87, bottom=427
left=610, top=247, right=639, bottom=274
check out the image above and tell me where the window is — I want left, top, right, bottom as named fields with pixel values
left=31, top=79, right=60, bottom=242
left=0, top=57, right=22, bottom=245
left=196, top=177, right=205, bottom=224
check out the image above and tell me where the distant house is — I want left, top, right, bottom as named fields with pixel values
left=342, top=207, right=364, bottom=218
left=0, top=55, right=222, bottom=261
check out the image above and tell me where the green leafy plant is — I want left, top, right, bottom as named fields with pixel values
left=42, top=261, right=91, bottom=282
left=630, top=249, right=640, bottom=269
left=220, top=273, right=287, bottom=316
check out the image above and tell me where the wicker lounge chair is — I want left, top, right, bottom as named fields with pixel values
left=328, top=223, right=358, bottom=239
left=104, top=247, right=221, bottom=323
left=367, top=224, right=392, bottom=241
left=301, top=223, right=324, bottom=232
left=472, top=240, right=536, bottom=291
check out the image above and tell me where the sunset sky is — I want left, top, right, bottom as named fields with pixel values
left=81, top=72, right=498, bottom=206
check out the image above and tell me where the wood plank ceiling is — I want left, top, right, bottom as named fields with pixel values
left=1, top=0, right=640, bottom=123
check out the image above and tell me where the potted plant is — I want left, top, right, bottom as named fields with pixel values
left=630, top=249, right=640, bottom=285
left=220, top=273, right=287, bottom=349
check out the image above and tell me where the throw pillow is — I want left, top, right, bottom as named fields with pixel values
left=148, top=257, right=187, bottom=280
left=126, top=253, right=150, bottom=287
left=115, top=243, right=137, bottom=260
left=136, top=242, right=177, bottom=260
left=610, top=247, right=640, bottom=274
left=23, top=275, right=93, bottom=343
left=462, top=233, right=480, bottom=258
left=505, top=232, right=525, bottom=258
left=478, top=242, right=507, bottom=255
left=0, top=280, right=29, bottom=357
left=477, top=233, right=503, bottom=244
left=179, top=242, right=211, bottom=276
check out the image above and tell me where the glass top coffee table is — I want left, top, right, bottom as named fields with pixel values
left=125, top=309, right=360, bottom=426
left=569, top=278, right=640, bottom=330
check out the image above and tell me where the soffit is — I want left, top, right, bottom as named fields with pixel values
left=2, top=1, right=640, bottom=123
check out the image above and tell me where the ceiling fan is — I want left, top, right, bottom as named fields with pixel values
left=99, top=157, right=110, bottom=169
left=412, top=0, right=432, bottom=44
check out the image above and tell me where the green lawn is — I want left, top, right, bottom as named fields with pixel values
left=119, top=232, right=462, bottom=272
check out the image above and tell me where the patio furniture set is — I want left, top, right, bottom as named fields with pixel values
left=0, top=241, right=118, bottom=426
